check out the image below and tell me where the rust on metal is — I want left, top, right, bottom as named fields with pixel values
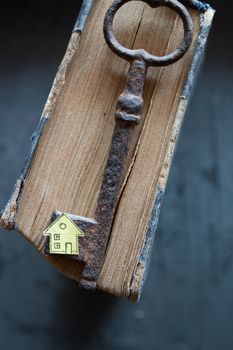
left=103, top=0, right=193, bottom=66
left=44, top=0, right=193, bottom=290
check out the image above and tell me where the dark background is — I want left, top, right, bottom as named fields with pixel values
left=0, top=1, right=231, bottom=349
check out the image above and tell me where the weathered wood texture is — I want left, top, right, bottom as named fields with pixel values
left=0, top=1, right=214, bottom=300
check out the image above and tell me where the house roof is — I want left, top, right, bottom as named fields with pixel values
left=43, top=213, right=85, bottom=237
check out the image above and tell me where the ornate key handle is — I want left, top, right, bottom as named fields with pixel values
left=104, top=0, right=193, bottom=66
left=44, top=0, right=193, bottom=291
left=104, top=0, right=193, bottom=124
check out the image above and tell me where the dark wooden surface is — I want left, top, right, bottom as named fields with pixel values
left=0, top=1, right=231, bottom=349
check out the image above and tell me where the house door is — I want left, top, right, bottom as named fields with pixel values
left=65, top=243, right=72, bottom=254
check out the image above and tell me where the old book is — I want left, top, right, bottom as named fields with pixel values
left=0, top=0, right=214, bottom=301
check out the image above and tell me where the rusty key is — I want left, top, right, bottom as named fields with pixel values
left=44, top=0, right=193, bottom=290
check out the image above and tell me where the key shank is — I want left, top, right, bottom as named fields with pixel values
left=115, top=59, right=147, bottom=124
left=79, top=59, right=148, bottom=288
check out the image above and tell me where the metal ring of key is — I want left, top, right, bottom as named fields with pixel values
left=103, top=0, right=193, bottom=125
left=104, top=0, right=193, bottom=67
left=44, top=0, right=193, bottom=291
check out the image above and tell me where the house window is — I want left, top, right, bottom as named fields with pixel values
left=54, top=234, right=60, bottom=240
left=59, top=223, right=67, bottom=230
left=54, top=243, right=61, bottom=249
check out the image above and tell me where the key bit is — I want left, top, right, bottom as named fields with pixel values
left=43, top=0, right=193, bottom=290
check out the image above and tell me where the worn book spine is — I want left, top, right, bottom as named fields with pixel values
left=0, top=0, right=214, bottom=301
